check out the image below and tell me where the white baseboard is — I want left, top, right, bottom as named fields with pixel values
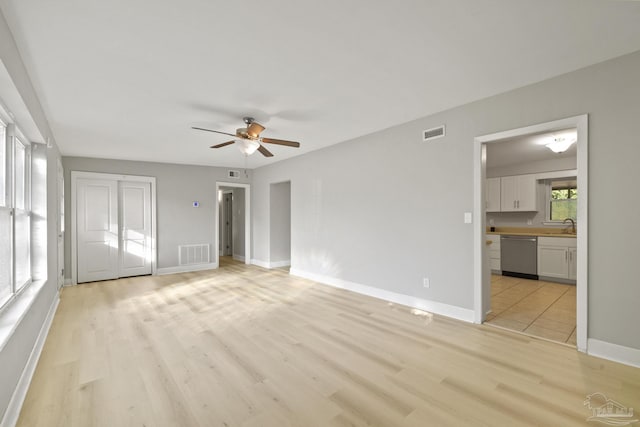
left=588, top=338, right=640, bottom=368
left=289, top=269, right=475, bottom=323
left=156, top=262, right=218, bottom=275
left=251, top=259, right=290, bottom=269
left=63, top=278, right=73, bottom=287
left=1, top=294, right=59, bottom=427
left=232, top=254, right=245, bottom=262
left=270, top=260, right=291, bottom=268
left=251, top=259, right=270, bottom=269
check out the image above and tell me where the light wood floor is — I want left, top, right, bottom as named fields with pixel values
left=17, top=260, right=640, bottom=426
left=485, top=275, right=577, bottom=345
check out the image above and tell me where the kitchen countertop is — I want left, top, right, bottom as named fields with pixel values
left=486, top=227, right=577, bottom=238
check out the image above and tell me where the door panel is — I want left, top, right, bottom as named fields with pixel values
left=119, top=181, right=152, bottom=277
left=77, top=179, right=118, bottom=283
left=538, top=246, right=568, bottom=279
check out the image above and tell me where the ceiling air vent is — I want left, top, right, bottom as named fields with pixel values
left=228, top=170, right=240, bottom=179
left=423, top=125, right=446, bottom=141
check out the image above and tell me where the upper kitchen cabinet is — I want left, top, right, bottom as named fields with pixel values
left=486, top=177, right=501, bottom=212
left=500, top=174, right=537, bottom=212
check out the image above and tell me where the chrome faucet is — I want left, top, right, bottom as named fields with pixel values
left=563, top=218, right=576, bottom=234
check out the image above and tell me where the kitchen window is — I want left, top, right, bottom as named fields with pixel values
left=546, top=178, right=577, bottom=223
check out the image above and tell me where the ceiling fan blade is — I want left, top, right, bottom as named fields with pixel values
left=210, top=140, right=235, bottom=149
left=257, top=144, right=274, bottom=157
left=247, top=122, right=265, bottom=138
left=260, top=137, right=300, bottom=148
left=192, top=127, right=237, bottom=138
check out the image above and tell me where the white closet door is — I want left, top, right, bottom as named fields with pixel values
left=77, top=178, right=119, bottom=283
left=119, top=181, right=152, bottom=277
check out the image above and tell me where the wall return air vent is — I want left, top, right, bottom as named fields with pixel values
left=423, top=125, right=446, bottom=141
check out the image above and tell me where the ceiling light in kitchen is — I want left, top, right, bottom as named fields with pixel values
left=546, top=136, right=576, bottom=153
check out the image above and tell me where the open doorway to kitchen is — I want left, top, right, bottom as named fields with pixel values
left=473, top=115, right=588, bottom=351
left=215, top=182, right=251, bottom=267
left=269, top=181, right=291, bottom=271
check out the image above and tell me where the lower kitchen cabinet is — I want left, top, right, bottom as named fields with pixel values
left=568, top=247, right=577, bottom=280
left=538, top=237, right=577, bottom=282
left=487, top=235, right=501, bottom=272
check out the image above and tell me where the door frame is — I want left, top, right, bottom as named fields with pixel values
left=215, top=181, right=250, bottom=265
left=71, top=171, right=157, bottom=285
left=473, top=114, right=588, bottom=352
left=57, top=158, right=64, bottom=289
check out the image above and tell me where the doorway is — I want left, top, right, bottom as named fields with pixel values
left=71, top=172, right=157, bottom=284
left=215, top=182, right=250, bottom=266
left=473, top=115, right=588, bottom=351
left=269, top=181, right=291, bottom=269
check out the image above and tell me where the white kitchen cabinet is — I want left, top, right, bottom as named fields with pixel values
left=538, top=237, right=577, bottom=282
left=500, top=174, right=537, bottom=212
left=487, top=235, right=501, bottom=272
left=486, top=178, right=501, bottom=212
left=568, top=247, right=577, bottom=280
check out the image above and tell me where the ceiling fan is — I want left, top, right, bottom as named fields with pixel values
left=192, top=116, right=300, bottom=157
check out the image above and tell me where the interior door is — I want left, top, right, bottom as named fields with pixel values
left=119, top=181, right=152, bottom=277
left=77, top=178, right=119, bottom=283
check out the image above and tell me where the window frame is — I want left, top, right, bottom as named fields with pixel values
left=13, top=134, right=32, bottom=292
left=0, top=120, right=33, bottom=310
left=0, top=118, right=11, bottom=307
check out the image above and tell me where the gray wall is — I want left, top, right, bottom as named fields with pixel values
left=0, top=9, right=61, bottom=421
left=62, top=157, right=250, bottom=274
left=252, top=49, right=640, bottom=351
left=269, top=181, right=291, bottom=263
left=487, top=156, right=576, bottom=178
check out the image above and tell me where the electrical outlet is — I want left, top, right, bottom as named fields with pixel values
left=423, top=278, right=430, bottom=288
left=527, top=219, right=532, bottom=225
left=489, top=218, right=495, bottom=225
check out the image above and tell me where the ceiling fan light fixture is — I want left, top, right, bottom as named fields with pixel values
left=546, top=137, right=576, bottom=153
left=236, top=139, right=260, bottom=155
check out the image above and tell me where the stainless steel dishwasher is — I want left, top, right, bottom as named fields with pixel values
left=500, top=235, right=538, bottom=280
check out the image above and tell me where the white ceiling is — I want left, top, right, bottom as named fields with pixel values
left=486, top=128, right=577, bottom=169
left=2, top=0, right=640, bottom=169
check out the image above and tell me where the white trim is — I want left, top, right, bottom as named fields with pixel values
left=156, top=262, right=218, bottom=276
left=232, top=254, right=245, bottom=262
left=215, top=182, right=251, bottom=266
left=587, top=339, right=640, bottom=368
left=290, top=269, right=475, bottom=323
left=71, top=171, right=157, bottom=285
left=250, top=259, right=290, bottom=269
left=251, top=259, right=270, bottom=269
left=473, top=115, right=588, bottom=352
left=270, top=260, right=291, bottom=268
left=63, top=278, right=73, bottom=287
left=0, top=294, right=59, bottom=427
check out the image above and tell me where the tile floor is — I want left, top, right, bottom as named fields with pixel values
left=485, top=274, right=577, bottom=345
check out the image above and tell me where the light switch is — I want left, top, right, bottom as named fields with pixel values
left=464, top=212, right=472, bottom=224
